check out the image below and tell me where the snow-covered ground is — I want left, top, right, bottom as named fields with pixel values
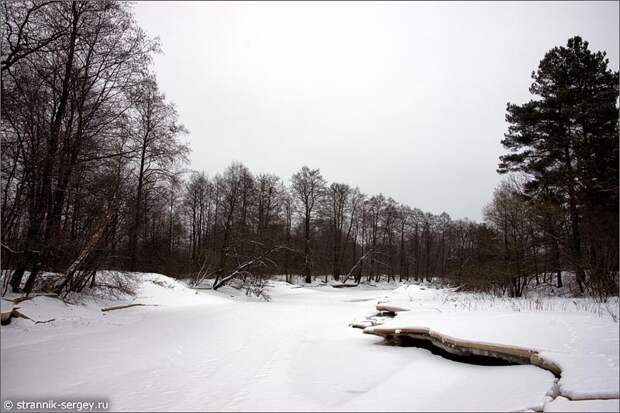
left=1, top=273, right=617, bottom=411
left=360, top=282, right=620, bottom=412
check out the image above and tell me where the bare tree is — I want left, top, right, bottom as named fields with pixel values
left=127, top=75, right=188, bottom=270
left=327, top=182, right=351, bottom=281
left=291, top=166, right=325, bottom=283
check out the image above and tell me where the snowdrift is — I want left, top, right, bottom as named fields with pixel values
left=0, top=272, right=229, bottom=327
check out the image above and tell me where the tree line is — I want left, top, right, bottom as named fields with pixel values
left=1, top=2, right=617, bottom=298
left=1, top=1, right=187, bottom=295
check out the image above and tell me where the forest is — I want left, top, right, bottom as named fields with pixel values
left=1, top=1, right=618, bottom=299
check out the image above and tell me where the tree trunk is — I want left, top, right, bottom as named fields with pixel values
left=129, top=135, right=148, bottom=271
left=304, top=214, right=311, bottom=283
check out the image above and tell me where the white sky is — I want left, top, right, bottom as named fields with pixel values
left=133, top=1, right=619, bottom=221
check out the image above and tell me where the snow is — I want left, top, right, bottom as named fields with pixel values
left=0, top=273, right=558, bottom=411
left=544, top=396, right=619, bottom=412
left=363, top=283, right=619, bottom=408
left=335, top=362, right=554, bottom=412
left=1, top=297, right=13, bottom=313
left=1, top=274, right=616, bottom=411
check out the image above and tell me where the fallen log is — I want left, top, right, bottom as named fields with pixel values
left=101, top=303, right=159, bottom=312
left=1, top=306, right=55, bottom=325
left=0, top=308, right=15, bottom=325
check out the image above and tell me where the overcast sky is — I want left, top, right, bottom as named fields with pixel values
left=133, top=1, right=619, bottom=221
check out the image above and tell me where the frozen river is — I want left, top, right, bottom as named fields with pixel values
left=1, top=282, right=554, bottom=411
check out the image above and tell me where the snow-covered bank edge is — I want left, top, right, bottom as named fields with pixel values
left=364, top=324, right=560, bottom=374
left=0, top=272, right=236, bottom=329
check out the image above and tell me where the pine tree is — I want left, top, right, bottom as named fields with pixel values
left=498, top=36, right=619, bottom=292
